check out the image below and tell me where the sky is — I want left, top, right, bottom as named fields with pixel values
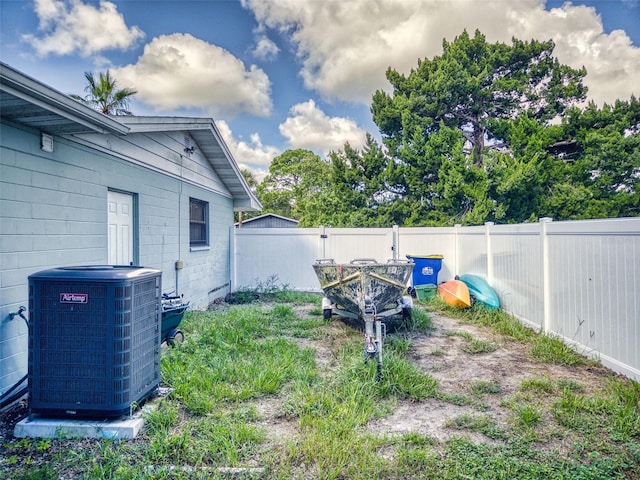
left=1, top=0, right=639, bottom=178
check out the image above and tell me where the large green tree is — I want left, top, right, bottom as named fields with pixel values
left=541, top=96, right=640, bottom=219
left=256, top=149, right=329, bottom=221
left=373, top=29, right=587, bottom=167
left=256, top=31, right=637, bottom=227
left=70, top=71, right=137, bottom=115
left=313, top=136, right=396, bottom=227
left=365, top=29, right=589, bottom=225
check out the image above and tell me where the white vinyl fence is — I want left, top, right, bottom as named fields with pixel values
left=231, top=218, right=640, bottom=381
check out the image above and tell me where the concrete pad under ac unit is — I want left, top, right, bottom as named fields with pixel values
left=14, top=412, right=146, bottom=440
left=13, top=387, right=170, bottom=440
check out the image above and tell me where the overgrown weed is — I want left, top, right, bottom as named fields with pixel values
left=226, top=274, right=321, bottom=305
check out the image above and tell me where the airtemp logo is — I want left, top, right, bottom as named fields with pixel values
left=60, top=293, right=88, bottom=304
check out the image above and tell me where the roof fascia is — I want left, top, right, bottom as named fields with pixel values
left=119, top=116, right=262, bottom=211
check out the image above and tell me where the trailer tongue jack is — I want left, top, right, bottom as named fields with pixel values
left=362, top=296, right=386, bottom=381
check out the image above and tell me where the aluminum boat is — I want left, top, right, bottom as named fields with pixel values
left=313, top=258, right=414, bottom=320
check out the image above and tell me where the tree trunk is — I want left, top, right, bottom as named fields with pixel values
left=472, top=123, right=486, bottom=166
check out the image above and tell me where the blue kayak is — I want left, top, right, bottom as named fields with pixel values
left=458, top=274, right=500, bottom=309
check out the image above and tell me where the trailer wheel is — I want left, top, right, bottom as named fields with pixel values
left=323, top=309, right=332, bottom=320
left=167, top=329, right=184, bottom=347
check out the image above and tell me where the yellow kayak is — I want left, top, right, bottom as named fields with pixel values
left=438, top=280, right=472, bottom=308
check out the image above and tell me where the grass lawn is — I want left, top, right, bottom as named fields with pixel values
left=1, top=290, right=639, bottom=479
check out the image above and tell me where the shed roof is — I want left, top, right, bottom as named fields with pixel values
left=236, top=213, right=299, bottom=227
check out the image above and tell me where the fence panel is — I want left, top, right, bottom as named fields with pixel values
left=490, top=222, right=545, bottom=329
left=453, top=225, right=487, bottom=278
left=323, top=227, right=394, bottom=264
left=546, top=218, right=640, bottom=378
left=232, top=227, right=323, bottom=291
left=232, top=227, right=397, bottom=291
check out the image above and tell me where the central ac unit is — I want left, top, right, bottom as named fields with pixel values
left=28, top=265, right=161, bottom=418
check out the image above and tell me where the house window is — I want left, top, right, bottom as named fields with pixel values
left=189, top=198, right=209, bottom=247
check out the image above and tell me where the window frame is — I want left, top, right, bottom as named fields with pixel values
left=189, top=197, right=209, bottom=249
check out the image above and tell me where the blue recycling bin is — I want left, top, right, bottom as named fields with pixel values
left=406, top=254, right=444, bottom=286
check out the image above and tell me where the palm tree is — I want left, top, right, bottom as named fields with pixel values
left=236, top=168, right=261, bottom=225
left=70, top=70, right=137, bottom=115
left=241, top=168, right=259, bottom=191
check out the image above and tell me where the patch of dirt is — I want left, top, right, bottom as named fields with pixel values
left=363, top=310, right=614, bottom=449
left=266, top=307, right=615, bottom=454
left=251, top=395, right=300, bottom=443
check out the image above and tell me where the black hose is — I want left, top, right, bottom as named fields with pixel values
left=0, top=376, right=27, bottom=409
left=0, top=373, right=27, bottom=399
left=0, top=307, right=30, bottom=408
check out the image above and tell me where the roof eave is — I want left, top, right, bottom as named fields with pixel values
left=0, top=62, right=129, bottom=135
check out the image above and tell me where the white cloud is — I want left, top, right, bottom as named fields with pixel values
left=23, top=0, right=144, bottom=57
left=112, top=34, right=273, bottom=117
left=216, top=101, right=367, bottom=178
left=538, top=5, right=639, bottom=106
left=279, top=100, right=368, bottom=156
left=216, top=120, right=281, bottom=179
left=244, top=0, right=639, bottom=106
left=253, top=35, right=279, bottom=61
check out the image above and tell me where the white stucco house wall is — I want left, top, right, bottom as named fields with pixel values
left=0, top=63, right=261, bottom=408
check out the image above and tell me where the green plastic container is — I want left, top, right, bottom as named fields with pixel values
left=415, top=283, right=437, bottom=301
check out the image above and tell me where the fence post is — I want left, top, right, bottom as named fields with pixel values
left=319, top=225, right=327, bottom=259
left=454, top=224, right=461, bottom=277
left=230, top=225, right=237, bottom=292
left=541, top=217, right=553, bottom=333
left=485, top=222, right=495, bottom=284
left=392, top=225, right=399, bottom=260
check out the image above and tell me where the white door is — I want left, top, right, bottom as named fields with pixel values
left=108, top=191, right=134, bottom=265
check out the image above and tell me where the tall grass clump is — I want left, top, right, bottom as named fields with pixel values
left=403, top=306, right=432, bottom=333
left=377, top=347, right=439, bottom=401
left=513, top=404, right=543, bottom=429
left=228, top=274, right=322, bottom=306
left=552, top=376, right=640, bottom=442
left=530, top=333, right=586, bottom=366
left=470, top=380, right=502, bottom=396
left=266, top=303, right=326, bottom=339
left=446, top=414, right=508, bottom=440
left=272, top=290, right=323, bottom=305
left=519, top=376, right=556, bottom=395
